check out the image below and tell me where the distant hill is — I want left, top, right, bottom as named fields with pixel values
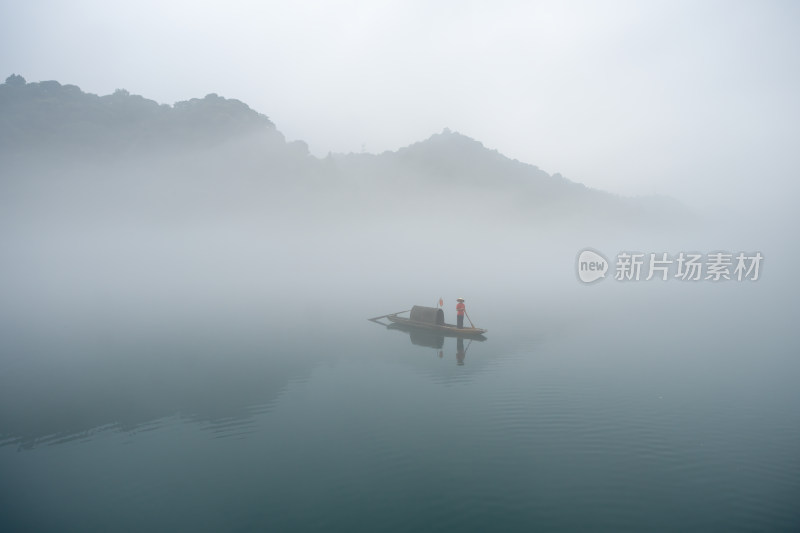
left=0, top=74, right=692, bottom=228
left=326, top=129, right=677, bottom=227
left=0, top=74, right=287, bottom=155
left=331, top=128, right=585, bottom=194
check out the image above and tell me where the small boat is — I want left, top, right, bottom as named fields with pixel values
left=369, top=306, right=487, bottom=337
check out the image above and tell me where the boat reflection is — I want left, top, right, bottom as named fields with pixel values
left=386, top=323, right=483, bottom=365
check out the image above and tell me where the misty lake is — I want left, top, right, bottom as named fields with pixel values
left=3, top=14, right=800, bottom=528
left=1, top=239, right=797, bottom=532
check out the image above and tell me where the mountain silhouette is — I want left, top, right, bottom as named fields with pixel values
left=0, top=74, right=690, bottom=227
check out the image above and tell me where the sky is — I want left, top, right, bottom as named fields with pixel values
left=2, top=0, right=799, bottom=212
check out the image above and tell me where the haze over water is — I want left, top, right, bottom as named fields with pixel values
left=1, top=198, right=797, bottom=530
left=2, top=2, right=799, bottom=530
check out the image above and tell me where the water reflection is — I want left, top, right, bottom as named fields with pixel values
left=386, top=323, right=484, bottom=366
left=2, top=314, right=498, bottom=450
left=387, top=323, right=443, bottom=349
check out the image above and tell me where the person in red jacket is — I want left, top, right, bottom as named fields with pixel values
left=456, top=298, right=466, bottom=328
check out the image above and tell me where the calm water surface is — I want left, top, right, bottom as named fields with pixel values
left=1, top=279, right=798, bottom=532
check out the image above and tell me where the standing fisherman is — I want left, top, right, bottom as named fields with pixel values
left=456, top=298, right=466, bottom=329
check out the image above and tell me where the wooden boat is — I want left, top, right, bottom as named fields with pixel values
left=369, top=306, right=487, bottom=338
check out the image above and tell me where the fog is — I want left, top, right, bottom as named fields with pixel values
left=3, top=1, right=799, bottom=213
left=1, top=120, right=791, bottom=339
left=1, top=7, right=799, bottom=528
left=1, top=128, right=794, bottom=446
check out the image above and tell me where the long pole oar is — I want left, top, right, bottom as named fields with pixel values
left=464, top=309, right=476, bottom=329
